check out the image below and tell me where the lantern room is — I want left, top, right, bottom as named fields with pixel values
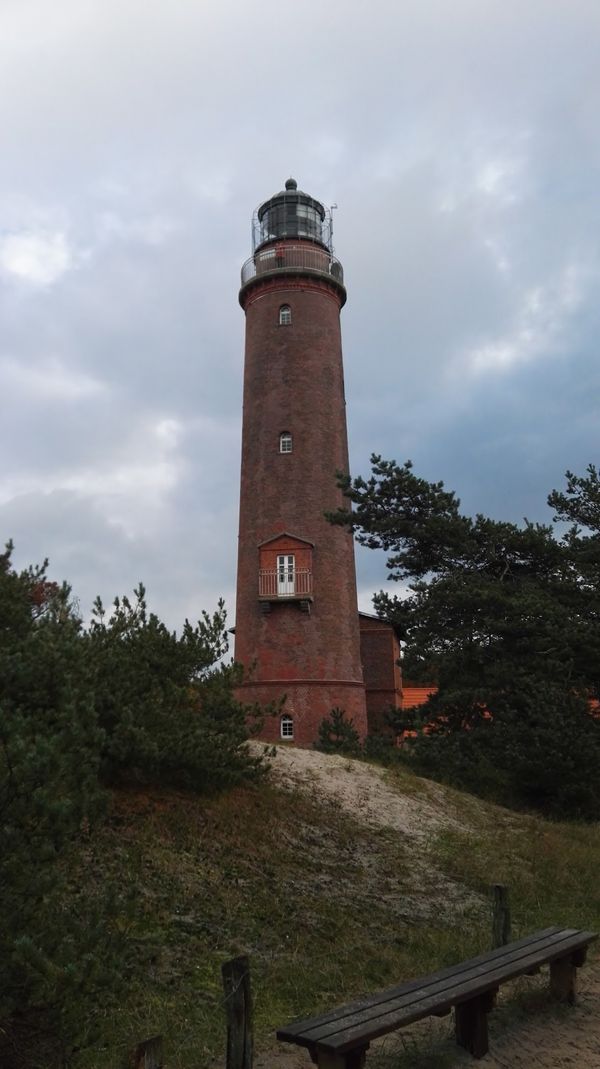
left=254, top=177, right=329, bottom=251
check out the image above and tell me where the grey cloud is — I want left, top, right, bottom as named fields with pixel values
left=1, top=0, right=599, bottom=626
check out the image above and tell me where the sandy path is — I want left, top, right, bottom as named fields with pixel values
left=259, top=744, right=485, bottom=924
left=259, top=745, right=600, bottom=1069
left=261, top=744, right=460, bottom=842
left=463, top=962, right=600, bottom=1066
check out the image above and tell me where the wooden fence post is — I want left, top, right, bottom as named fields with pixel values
left=491, top=884, right=511, bottom=949
left=222, top=955, right=253, bottom=1069
left=129, top=1035, right=164, bottom=1069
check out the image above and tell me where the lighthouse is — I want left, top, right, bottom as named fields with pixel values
left=234, top=178, right=368, bottom=746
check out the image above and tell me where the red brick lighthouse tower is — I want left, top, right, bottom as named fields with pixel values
left=234, top=178, right=367, bottom=746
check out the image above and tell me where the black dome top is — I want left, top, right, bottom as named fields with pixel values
left=257, top=178, right=325, bottom=223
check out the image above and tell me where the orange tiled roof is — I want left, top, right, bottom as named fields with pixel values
left=402, top=685, right=437, bottom=709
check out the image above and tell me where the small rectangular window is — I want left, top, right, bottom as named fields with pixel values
left=281, top=715, right=294, bottom=739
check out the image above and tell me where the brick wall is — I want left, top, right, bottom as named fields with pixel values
left=359, top=613, right=403, bottom=734
left=243, top=679, right=368, bottom=746
left=234, top=265, right=367, bottom=744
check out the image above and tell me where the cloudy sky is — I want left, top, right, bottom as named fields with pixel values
left=2, top=0, right=599, bottom=631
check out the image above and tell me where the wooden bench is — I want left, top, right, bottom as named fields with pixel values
left=277, top=926, right=597, bottom=1065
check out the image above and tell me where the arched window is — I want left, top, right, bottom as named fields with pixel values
left=279, top=304, right=292, bottom=325
left=279, top=432, right=292, bottom=454
left=280, top=715, right=294, bottom=740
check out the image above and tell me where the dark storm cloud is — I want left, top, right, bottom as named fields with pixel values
left=1, top=0, right=598, bottom=624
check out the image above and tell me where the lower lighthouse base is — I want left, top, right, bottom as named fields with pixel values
left=237, top=679, right=368, bottom=748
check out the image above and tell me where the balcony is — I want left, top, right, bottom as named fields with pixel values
left=240, top=244, right=344, bottom=289
left=258, top=568, right=313, bottom=601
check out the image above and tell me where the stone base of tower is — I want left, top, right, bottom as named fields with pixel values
left=238, top=680, right=368, bottom=748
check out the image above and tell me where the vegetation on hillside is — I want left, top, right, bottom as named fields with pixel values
left=316, top=706, right=362, bottom=755
left=3, top=460, right=600, bottom=1064
left=0, top=543, right=265, bottom=1064
left=330, top=462, right=600, bottom=818
left=3, top=761, right=600, bottom=1069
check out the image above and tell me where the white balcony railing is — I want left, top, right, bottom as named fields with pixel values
left=241, top=244, right=344, bottom=287
left=258, top=568, right=313, bottom=599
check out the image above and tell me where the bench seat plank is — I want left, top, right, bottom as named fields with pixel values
left=277, top=928, right=597, bottom=1055
left=317, top=931, right=594, bottom=1053
left=307, top=928, right=596, bottom=1051
left=277, top=928, right=559, bottom=1042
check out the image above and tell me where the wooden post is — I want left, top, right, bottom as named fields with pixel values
left=222, top=955, right=253, bottom=1069
left=129, top=1035, right=164, bottom=1069
left=491, top=884, right=511, bottom=949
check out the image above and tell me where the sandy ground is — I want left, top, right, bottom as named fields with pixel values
left=260, top=744, right=460, bottom=843
left=258, top=743, right=485, bottom=925
left=256, top=744, right=600, bottom=1069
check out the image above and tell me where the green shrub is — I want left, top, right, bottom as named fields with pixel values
left=412, top=681, right=600, bottom=820
left=316, top=707, right=361, bottom=755
left=87, top=585, right=266, bottom=791
left=0, top=544, right=122, bottom=1052
left=0, top=546, right=268, bottom=1060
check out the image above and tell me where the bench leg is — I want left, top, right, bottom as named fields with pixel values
left=455, top=993, right=493, bottom=1059
left=550, top=956, right=576, bottom=1004
left=313, top=1047, right=368, bottom=1069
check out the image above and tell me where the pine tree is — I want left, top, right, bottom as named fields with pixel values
left=0, top=548, right=267, bottom=1059
left=330, top=460, right=600, bottom=817
left=0, top=543, right=122, bottom=1048
left=86, top=585, right=266, bottom=791
left=316, top=707, right=361, bottom=755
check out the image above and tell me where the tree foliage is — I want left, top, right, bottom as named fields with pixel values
left=331, top=458, right=600, bottom=818
left=316, top=707, right=361, bottom=756
left=0, top=544, right=116, bottom=1052
left=0, top=544, right=265, bottom=1059
left=87, top=585, right=264, bottom=791
left=548, top=463, right=600, bottom=699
